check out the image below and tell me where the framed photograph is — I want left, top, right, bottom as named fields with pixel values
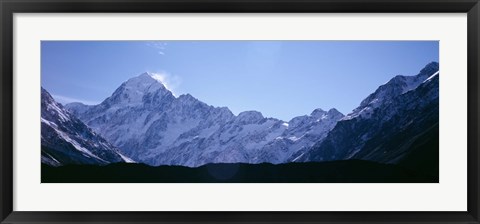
left=1, top=0, right=479, bottom=223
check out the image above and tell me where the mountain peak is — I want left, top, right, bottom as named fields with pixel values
left=344, top=62, right=439, bottom=121
left=41, top=87, right=56, bottom=104
left=138, top=71, right=152, bottom=78
left=415, top=61, right=439, bottom=82
left=125, top=72, right=165, bottom=87
left=327, top=108, right=343, bottom=117
left=310, top=108, right=326, bottom=117
left=177, top=93, right=201, bottom=105
left=236, top=111, right=264, bottom=124
left=421, top=61, right=439, bottom=73
left=102, top=72, right=173, bottom=107
left=309, top=108, right=344, bottom=120
left=178, top=93, right=195, bottom=100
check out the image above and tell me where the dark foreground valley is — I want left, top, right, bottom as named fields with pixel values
left=42, top=160, right=438, bottom=183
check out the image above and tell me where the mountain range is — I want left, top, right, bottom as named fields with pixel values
left=41, top=62, right=439, bottom=171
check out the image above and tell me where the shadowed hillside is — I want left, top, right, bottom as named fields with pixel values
left=42, top=160, right=437, bottom=183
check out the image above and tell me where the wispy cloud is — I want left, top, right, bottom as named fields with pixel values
left=149, top=71, right=182, bottom=96
left=51, top=94, right=100, bottom=106
left=146, top=41, right=168, bottom=55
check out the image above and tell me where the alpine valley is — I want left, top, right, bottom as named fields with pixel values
left=41, top=62, right=439, bottom=183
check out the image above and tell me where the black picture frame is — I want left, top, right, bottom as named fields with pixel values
left=1, top=0, right=479, bottom=223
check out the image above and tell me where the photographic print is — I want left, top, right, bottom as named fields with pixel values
left=40, top=41, right=439, bottom=183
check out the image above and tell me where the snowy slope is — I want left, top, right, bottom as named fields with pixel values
left=342, top=62, right=439, bottom=120
left=41, top=88, right=133, bottom=166
left=254, top=108, right=344, bottom=164
left=299, top=62, right=439, bottom=165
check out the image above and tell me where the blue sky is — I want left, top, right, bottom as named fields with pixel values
left=41, top=41, right=438, bottom=121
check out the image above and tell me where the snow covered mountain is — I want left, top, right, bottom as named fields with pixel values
left=298, top=62, right=439, bottom=175
left=60, top=62, right=438, bottom=169
left=66, top=73, right=344, bottom=167
left=342, top=62, right=439, bottom=120
left=41, top=87, right=133, bottom=166
left=255, top=108, right=344, bottom=164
